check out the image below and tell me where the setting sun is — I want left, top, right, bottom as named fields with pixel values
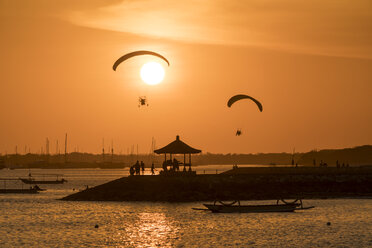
left=140, top=62, right=165, bottom=85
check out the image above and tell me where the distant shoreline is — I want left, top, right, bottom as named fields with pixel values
left=2, top=145, right=372, bottom=169
left=2, top=163, right=372, bottom=170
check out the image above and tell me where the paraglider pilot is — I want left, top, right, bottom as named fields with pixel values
left=236, top=129, right=242, bottom=136
left=138, top=97, right=148, bottom=107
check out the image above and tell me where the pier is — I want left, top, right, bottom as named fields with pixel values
left=61, top=166, right=372, bottom=202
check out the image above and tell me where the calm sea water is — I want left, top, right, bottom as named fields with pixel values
left=1, top=167, right=372, bottom=248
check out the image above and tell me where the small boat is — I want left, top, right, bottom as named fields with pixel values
left=0, top=179, right=45, bottom=194
left=19, top=173, right=67, bottom=184
left=20, top=178, right=67, bottom=184
left=197, top=199, right=314, bottom=213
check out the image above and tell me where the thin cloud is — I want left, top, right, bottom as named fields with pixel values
left=64, top=0, right=372, bottom=59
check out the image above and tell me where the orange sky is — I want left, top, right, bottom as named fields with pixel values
left=0, top=0, right=371, bottom=154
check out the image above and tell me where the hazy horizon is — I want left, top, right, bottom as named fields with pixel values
left=1, top=139, right=371, bottom=156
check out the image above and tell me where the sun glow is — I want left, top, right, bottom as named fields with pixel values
left=140, top=62, right=165, bottom=85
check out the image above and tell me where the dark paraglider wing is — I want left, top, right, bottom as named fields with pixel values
left=113, top=50, right=170, bottom=71
left=227, top=94, right=263, bottom=112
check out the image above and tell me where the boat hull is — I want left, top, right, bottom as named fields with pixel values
left=0, top=188, right=39, bottom=194
left=203, top=203, right=299, bottom=213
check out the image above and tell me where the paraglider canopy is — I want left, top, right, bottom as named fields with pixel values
left=113, top=50, right=170, bottom=71
left=112, top=51, right=169, bottom=108
left=228, top=94, right=263, bottom=137
left=227, top=94, right=263, bottom=112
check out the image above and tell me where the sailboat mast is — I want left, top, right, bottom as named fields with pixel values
left=64, top=133, right=67, bottom=163
left=102, top=138, right=105, bottom=163
left=111, top=140, right=114, bottom=162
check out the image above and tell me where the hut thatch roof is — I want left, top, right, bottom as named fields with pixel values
left=154, top=135, right=201, bottom=154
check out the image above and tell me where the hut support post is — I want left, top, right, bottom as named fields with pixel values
left=164, top=153, right=167, bottom=171
left=183, top=154, right=186, bottom=171
left=189, top=153, right=192, bottom=171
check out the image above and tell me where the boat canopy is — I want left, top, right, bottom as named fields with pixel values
left=154, top=136, right=201, bottom=154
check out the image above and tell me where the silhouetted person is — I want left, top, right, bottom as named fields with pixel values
left=162, top=161, right=167, bottom=172
left=313, top=159, right=316, bottom=167
left=31, top=185, right=40, bottom=191
left=139, top=97, right=147, bottom=106
left=336, top=160, right=340, bottom=168
left=135, top=160, right=140, bottom=175
left=173, top=158, right=179, bottom=171
left=342, top=163, right=345, bottom=168
left=130, top=166, right=135, bottom=176
left=141, top=161, right=145, bottom=174
left=151, top=162, right=155, bottom=175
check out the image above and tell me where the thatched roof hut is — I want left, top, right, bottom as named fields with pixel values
left=154, top=135, right=201, bottom=172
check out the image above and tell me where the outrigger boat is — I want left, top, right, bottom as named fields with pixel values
left=196, top=199, right=314, bottom=213
left=20, top=178, right=67, bottom=184
left=0, top=178, right=45, bottom=194
left=19, top=174, right=67, bottom=184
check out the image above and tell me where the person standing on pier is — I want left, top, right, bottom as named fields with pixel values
left=151, top=162, right=155, bottom=175
left=173, top=158, right=179, bottom=171
left=135, top=160, right=140, bottom=175
left=141, top=161, right=145, bottom=175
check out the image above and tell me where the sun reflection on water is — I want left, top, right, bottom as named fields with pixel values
left=108, top=212, right=180, bottom=248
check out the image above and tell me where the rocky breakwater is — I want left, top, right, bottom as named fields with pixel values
left=61, top=167, right=372, bottom=202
